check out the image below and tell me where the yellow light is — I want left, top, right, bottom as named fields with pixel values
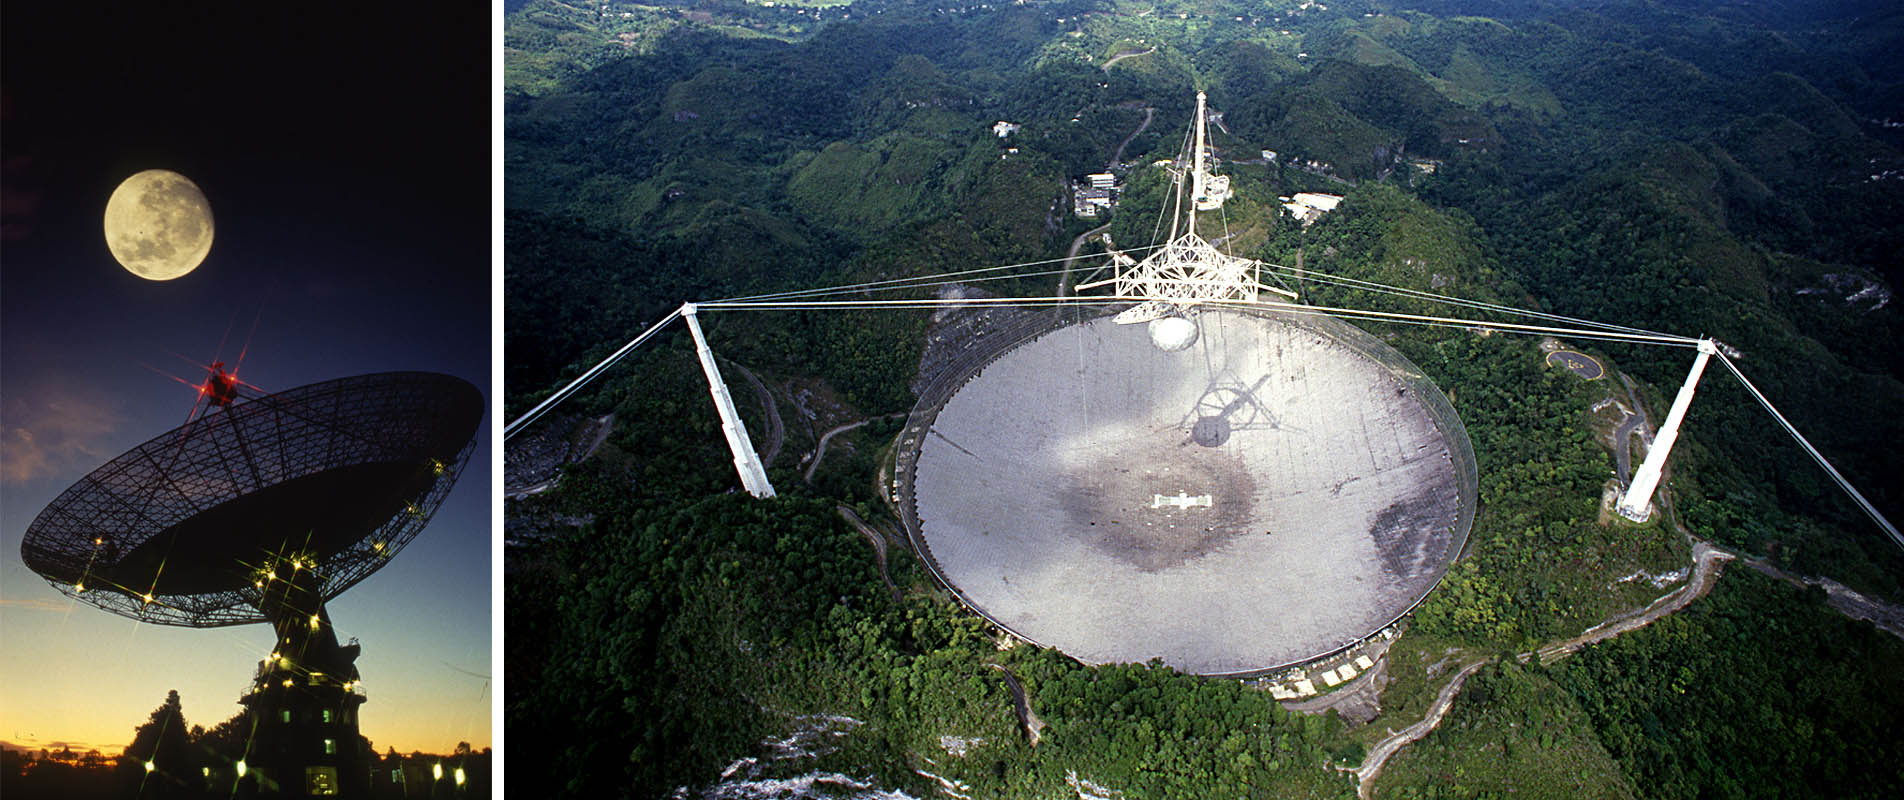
left=309, top=614, right=321, bottom=629
left=267, top=569, right=277, bottom=580
left=236, top=760, right=247, bottom=778
left=74, top=583, right=85, bottom=593
left=282, top=679, right=293, bottom=688
left=142, top=593, right=154, bottom=604
left=202, top=767, right=210, bottom=777
left=372, top=541, right=384, bottom=551
left=432, top=763, right=443, bottom=781
left=454, top=767, right=466, bottom=786
left=431, top=459, right=445, bottom=476
left=144, top=760, right=154, bottom=773
left=254, top=580, right=263, bottom=589
left=280, top=656, right=291, bottom=668
left=94, top=537, right=103, bottom=546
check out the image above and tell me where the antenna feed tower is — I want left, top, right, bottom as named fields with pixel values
left=1076, top=91, right=1294, bottom=325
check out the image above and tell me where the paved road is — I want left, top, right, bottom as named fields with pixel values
left=838, top=505, right=899, bottom=600
left=724, top=359, right=783, bottom=468
left=1613, top=374, right=1647, bottom=485
left=1351, top=540, right=1736, bottom=797
left=805, top=413, right=904, bottom=483
left=988, top=664, right=1046, bottom=746
left=1100, top=47, right=1154, bottom=71
left=1545, top=350, right=1604, bottom=380
left=1535, top=541, right=1734, bottom=663
left=1346, top=659, right=1489, bottom=797
left=1107, top=106, right=1153, bottom=169
left=1056, top=223, right=1113, bottom=299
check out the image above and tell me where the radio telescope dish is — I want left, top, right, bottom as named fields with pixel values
left=19, top=370, right=482, bottom=797
left=897, top=307, right=1476, bottom=675
left=21, top=371, right=483, bottom=626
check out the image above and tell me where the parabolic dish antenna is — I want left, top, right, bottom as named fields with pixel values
left=21, top=371, right=483, bottom=626
left=898, top=307, right=1476, bottom=675
left=20, top=369, right=482, bottom=796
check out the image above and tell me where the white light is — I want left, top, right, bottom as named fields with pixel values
left=236, top=760, right=247, bottom=777
left=144, top=760, right=155, bottom=773
left=432, top=763, right=443, bottom=781
left=454, top=767, right=466, bottom=786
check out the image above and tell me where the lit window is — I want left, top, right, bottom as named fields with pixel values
left=280, top=710, right=291, bottom=724
left=323, top=739, right=336, bottom=755
left=305, top=765, right=338, bottom=796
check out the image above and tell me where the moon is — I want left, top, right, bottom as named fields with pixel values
left=103, top=169, right=214, bottom=280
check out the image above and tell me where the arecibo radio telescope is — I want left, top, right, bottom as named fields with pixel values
left=507, top=92, right=1898, bottom=675
left=22, top=369, right=483, bottom=796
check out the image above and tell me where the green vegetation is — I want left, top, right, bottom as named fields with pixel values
left=507, top=1, right=1903, bottom=797
left=1552, top=569, right=1904, bottom=800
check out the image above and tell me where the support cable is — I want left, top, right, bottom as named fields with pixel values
left=701, top=295, right=1703, bottom=348
left=711, top=245, right=1162, bottom=304
left=503, top=307, right=684, bottom=441
left=1260, top=264, right=1674, bottom=338
left=1714, top=352, right=1901, bottom=547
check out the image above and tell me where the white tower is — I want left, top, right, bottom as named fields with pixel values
left=681, top=303, right=777, bottom=499
left=1617, top=339, right=1717, bottom=521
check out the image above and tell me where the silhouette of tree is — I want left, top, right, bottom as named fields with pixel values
left=119, top=689, right=206, bottom=798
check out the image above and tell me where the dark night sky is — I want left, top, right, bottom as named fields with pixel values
left=1, top=2, right=493, bottom=753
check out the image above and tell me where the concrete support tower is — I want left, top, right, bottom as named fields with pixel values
left=1617, top=339, right=1717, bottom=521
left=682, top=303, right=777, bottom=498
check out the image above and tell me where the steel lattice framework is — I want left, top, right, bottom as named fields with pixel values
left=20, top=372, right=483, bottom=627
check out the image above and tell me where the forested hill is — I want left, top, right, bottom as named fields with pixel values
left=507, top=1, right=1904, bottom=798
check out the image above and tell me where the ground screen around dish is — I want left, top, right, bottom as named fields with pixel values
left=904, top=309, right=1474, bottom=674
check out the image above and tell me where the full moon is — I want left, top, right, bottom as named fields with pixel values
left=103, top=169, right=214, bottom=280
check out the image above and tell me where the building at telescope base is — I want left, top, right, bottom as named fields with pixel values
left=896, top=306, right=1477, bottom=675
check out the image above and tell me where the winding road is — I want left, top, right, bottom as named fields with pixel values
left=838, top=505, right=899, bottom=600
left=1613, top=373, right=1647, bottom=485
left=1347, top=541, right=1737, bottom=797
left=1107, top=105, right=1153, bottom=168
left=1346, top=659, right=1489, bottom=797
left=1100, top=47, right=1155, bottom=72
left=804, top=413, right=904, bottom=483
left=988, top=664, right=1046, bottom=746
left=1056, top=223, right=1112, bottom=299
left=724, top=358, right=784, bottom=468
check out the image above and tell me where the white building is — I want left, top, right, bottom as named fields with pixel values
left=1281, top=192, right=1344, bottom=226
